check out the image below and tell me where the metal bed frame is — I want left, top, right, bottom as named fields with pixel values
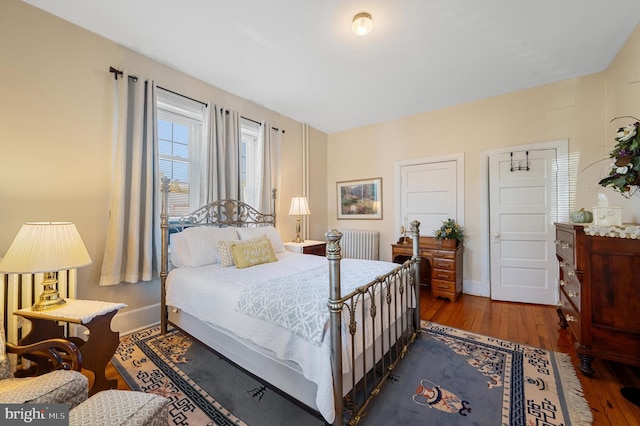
left=159, top=177, right=421, bottom=425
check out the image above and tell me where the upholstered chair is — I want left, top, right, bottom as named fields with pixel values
left=0, top=321, right=88, bottom=408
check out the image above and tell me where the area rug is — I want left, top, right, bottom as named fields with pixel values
left=112, top=322, right=592, bottom=425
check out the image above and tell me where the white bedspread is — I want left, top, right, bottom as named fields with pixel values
left=165, top=251, right=399, bottom=424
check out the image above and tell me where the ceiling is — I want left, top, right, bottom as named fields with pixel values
left=23, top=0, right=640, bottom=134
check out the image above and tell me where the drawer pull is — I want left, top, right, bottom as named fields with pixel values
left=565, top=315, right=576, bottom=322
left=437, top=285, right=450, bottom=289
left=559, top=260, right=566, bottom=267
left=559, top=279, right=566, bottom=287
left=568, top=291, right=578, bottom=298
left=567, top=269, right=575, bottom=276
left=436, top=274, right=449, bottom=279
left=558, top=301, right=566, bottom=307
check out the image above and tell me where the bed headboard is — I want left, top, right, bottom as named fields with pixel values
left=159, top=177, right=277, bottom=333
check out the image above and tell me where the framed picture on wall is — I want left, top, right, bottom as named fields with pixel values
left=337, top=177, right=382, bottom=219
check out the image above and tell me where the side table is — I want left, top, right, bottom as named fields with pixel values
left=284, top=240, right=327, bottom=256
left=14, top=299, right=126, bottom=396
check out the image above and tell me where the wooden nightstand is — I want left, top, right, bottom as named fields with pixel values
left=284, top=240, right=327, bottom=256
left=14, top=299, right=126, bottom=396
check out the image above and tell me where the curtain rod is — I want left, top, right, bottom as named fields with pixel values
left=109, top=66, right=284, bottom=133
left=230, top=111, right=284, bottom=134
left=109, top=66, right=138, bottom=82
left=157, top=85, right=207, bottom=107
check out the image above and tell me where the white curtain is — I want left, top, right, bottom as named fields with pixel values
left=202, top=105, right=241, bottom=203
left=100, top=75, right=159, bottom=286
left=256, top=122, right=282, bottom=212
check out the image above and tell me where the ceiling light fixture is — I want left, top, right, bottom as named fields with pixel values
left=352, top=12, right=373, bottom=36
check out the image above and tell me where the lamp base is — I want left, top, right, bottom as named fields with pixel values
left=293, top=215, right=305, bottom=243
left=32, top=274, right=66, bottom=311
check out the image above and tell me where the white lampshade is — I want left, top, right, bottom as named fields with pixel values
left=352, top=12, right=374, bottom=36
left=289, top=196, right=311, bottom=216
left=0, top=222, right=92, bottom=273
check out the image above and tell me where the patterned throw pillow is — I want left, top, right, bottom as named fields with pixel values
left=232, top=238, right=278, bottom=269
left=218, top=235, right=271, bottom=267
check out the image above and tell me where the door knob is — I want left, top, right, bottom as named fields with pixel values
left=493, top=232, right=500, bottom=242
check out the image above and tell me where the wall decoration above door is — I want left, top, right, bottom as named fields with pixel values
left=337, top=177, right=382, bottom=219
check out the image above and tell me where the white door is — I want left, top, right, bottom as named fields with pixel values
left=489, top=149, right=559, bottom=305
left=401, top=160, right=459, bottom=237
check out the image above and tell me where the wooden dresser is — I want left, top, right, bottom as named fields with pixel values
left=555, top=223, right=640, bottom=375
left=391, top=237, right=463, bottom=302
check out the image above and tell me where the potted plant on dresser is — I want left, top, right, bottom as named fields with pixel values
left=434, top=218, right=464, bottom=248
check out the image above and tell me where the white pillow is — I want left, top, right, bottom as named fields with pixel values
left=169, top=232, right=188, bottom=268
left=236, top=226, right=285, bottom=253
left=171, top=227, right=239, bottom=267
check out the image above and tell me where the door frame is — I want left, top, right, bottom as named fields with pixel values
left=395, top=153, right=465, bottom=237
left=479, top=140, right=569, bottom=298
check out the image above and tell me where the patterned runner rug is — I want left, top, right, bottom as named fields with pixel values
left=112, top=322, right=592, bottom=425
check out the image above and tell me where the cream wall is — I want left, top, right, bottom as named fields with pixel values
left=2, top=0, right=637, bottom=326
left=327, top=24, right=640, bottom=297
left=0, top=0, right=328, bottom=331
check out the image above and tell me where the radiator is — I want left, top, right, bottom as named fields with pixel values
left=337, top=229, right=379, bottom=260
left=0, top=269, right=77, bottom=345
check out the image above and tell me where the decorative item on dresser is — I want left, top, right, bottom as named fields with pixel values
left=554, top=222, right=640, bottom=375
left=392, top=236, right=463, bottom=302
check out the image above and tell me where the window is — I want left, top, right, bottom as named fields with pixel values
left=241, top=118, right=260, bottom=207
left=157, top=89, right=263, bottom=215
left=157, top=89, right=206, bottom=217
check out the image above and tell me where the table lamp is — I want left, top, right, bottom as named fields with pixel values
left=288, top=196, right=311, bottom=243
left=0, top=222, right=92, bottom=311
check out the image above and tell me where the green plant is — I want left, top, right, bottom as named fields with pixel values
left=598, top=121, right=640, bottom=197
left=434, top=218, right=464, bottom=241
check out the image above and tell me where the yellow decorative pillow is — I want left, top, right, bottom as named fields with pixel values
left=218, top=235, right=270, bottom=267
left=231, top=238, right=277, bottom=269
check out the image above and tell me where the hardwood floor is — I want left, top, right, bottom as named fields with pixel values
left=104, top=290, right=640, bottom=425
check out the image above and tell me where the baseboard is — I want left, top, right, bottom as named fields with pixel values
left=112, top=303, right=160, bottom=336
left=66, top=303, right=159, bottom=339
left=463, top=279, right=489, bottom=298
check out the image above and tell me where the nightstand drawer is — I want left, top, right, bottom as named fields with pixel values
left=284, top=241, right=326, bottom=256
left=303, top=243, right=326, bottom=256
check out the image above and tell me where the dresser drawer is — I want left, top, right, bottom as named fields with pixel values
left=432, top=258, right=455, bottom=271
left=560, top=290, right=580, bottom=342
left=394, top=246, right=413, bottom=256
left=432, top=250, right=456, bottom=260
left=559, top=274, right=581, bottom=311
left=431, top=279, right=456, bottom=292
left=555, top=228, right=575, bottom=264
left=431, top=269, right=455, bottom=281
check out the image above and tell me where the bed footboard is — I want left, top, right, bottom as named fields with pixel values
left=328, top=221, right=420, bottom=426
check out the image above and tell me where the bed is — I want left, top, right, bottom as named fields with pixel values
left=159, top=178, right=422, bottom=425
